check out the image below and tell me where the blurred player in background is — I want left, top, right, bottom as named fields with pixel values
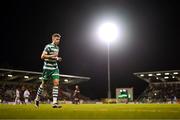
left=14, top=88, right=21, bottom=104
left=24, top=89, right=30, bottom=104
left=73, top=85, right=80, bottom=104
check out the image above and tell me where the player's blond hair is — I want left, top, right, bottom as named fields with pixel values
left=52, top=33, right=61, bottom=38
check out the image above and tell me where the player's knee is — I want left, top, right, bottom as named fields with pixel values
left=53, top=80, right=59, bottom=86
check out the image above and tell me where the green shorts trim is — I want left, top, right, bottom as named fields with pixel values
left=42, top=69, right=60, bottom=81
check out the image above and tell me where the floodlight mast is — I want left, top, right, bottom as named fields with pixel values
left=98, top=22, right=119, bottom=98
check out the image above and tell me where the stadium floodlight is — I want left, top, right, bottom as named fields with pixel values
left=165, top=73, right=170, bottom=75
left=64, top=79, right=69, bottom=82
left=148, top=74, right=153, bottom=76
left=24, top=76, right=29, bottom=79
left=156, top=73, right=161, bottom=76
left=8, top=74, right=13, bottom=77
left=39, top=77, right=43, bottom=80
left=140, top=74, right=144, bottom=77
left=98, top=22, right=119, bottom=43
left=97, top=21, right=119, bottom=98
left=173, top=72, right=179, bottom=75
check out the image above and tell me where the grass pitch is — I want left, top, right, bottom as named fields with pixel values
left=0, top=103, right=180, bottom=119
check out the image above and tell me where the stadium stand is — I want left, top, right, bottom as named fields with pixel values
left=0, top=68, right=90, bottom=103
left=134, top=70, right=180, bottom=103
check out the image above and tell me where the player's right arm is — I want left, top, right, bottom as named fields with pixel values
left=41, top=51, right=58, bottom=60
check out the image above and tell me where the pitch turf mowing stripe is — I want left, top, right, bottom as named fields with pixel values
left=0, top=104, right=180, bottom=119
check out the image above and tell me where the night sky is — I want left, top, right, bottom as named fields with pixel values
left=1, top=0, right=179, bottom=99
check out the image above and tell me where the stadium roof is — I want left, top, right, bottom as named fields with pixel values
left=134, top=70, right=180, bottom=84
left=0, top=68, right=90, bottom=85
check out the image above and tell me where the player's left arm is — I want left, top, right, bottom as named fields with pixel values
left=52, top=55, right=62, bottom=62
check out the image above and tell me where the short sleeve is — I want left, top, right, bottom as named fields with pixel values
left=43, top=45, right=50, bottom=53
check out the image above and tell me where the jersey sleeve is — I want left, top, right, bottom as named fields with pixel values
left=43, top=45, right=50, bottom=53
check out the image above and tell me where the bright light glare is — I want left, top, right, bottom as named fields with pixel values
left=24, top=76, right=29, bottom=79
left=8, top=74, right=13, bottom=77
left=64, top=79, right=69, bottom=82
left=98, top=22, right=119, bottom=43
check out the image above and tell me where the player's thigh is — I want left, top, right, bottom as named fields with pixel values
left=42, top=69, right=52, bottom=81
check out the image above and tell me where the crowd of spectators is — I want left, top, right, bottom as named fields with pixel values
left=139, top=83, right=180, bottom=103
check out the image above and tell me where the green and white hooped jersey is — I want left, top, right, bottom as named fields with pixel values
left=43, top=43, right=59, bottom=70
